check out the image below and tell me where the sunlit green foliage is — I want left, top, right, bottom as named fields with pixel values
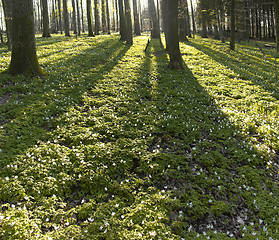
left=0, top=34, right=279, bottom=239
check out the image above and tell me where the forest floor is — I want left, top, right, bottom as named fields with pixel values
left=0, top=34, right=279, bottom=239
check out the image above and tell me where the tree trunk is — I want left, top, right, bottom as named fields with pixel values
left=166, top=0, right=183, bottom=69
left=275, top=0, right=279, bottom=51
left=7, top=0, right=44, bottom=76
left=178, top=0, right=188, bottom=41
left=94, top=0, right=100, bottom=35
left=76, top=0, right=81, bottom=35
left=42, top=0, right=51, bottom=37
left=148, top=0, right=160, bottom=38
left=2, top=0, right=12, bottom=50
left=161, top=0, right=169, bottom=50
left=200, top=0, right=207, bottom=38
left=189, top=0, right=196, bottom=34
left=124, top=0, right=133, bottom=44
left=80, top=0, right=85, bottom=32
left=87, top=0, right=94, bottom=36
left=72, top=0, right=77, bottom=34
left=133, top=0, right=141, bottom=35
left=106, top=0, right=110, bottom=34
left=115, top=0, right=119, bottom=32
left=63, top=0, right=70, bottom=36
left=57, top=0, right=63, bottom=33
left=101, top=0, right=107, bottom=32
left=230, top=0, right=235, bottom=50
left=119, top=0, right=126, bottom=40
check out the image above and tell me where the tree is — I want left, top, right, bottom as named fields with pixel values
left=57, top=0, right=63, bottom=34
left=200, top=0, right=208, bottom=38
left=230, top=0, right=236, bottom=50
left=42, top=0, right=51, bottom=37
left=63, top=0, right=70, bottom=36
left=72, top=0, right=77, bottom=34
left=119, top=0, right=127, bottom=40
left=101, top=0, right=107, bottom=32
left=1, top=0, right=12, bottom=50
left=148, top=0, right=160, bottom=38
left=132, top=0, right=141, bottom=35
left=7, top=0, right=44, bottom=76
left=76, top=0, right=81, bottom=35
left=165, top=0, right=183, bottom=69
left=106, top=0, right=111, bottom=34
left=87, top=0, right=95, bottom=36
left=124, top=0, right=133, bottom=44
left=275, top=0, right=279, bottom=51
left=94, top=0, right=100, bottom=35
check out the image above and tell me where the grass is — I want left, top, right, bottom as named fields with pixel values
left=0, top=34, right=279, bottom=239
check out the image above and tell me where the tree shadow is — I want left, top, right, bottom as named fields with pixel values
left=185, top=38, right=279, bottom=99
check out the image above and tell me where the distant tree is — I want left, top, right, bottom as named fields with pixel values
left=161, top=0, right=169, bottom=50
left=115, top=0, right=119, bottom=31
left=80, top=0, right=85, bottom=32
left=189, top=0, right=196, bottom=35
left=42, top=0, right=51, bottom=37
left=165, top=0, right=183, bottom=69
left=63, top=0, right=70, bottom=36
left=87, top=0, right=95, bottom=36
left=200, top=0, right=207, bottom=37
left=94, top=0, right=100, bottom=35
left=178, top=0, right=188, bottom=41
left=230, top=0, right=236, bottom=50
left=124, top=0, right=133, bottom=44
left=7, top=0, right=44, bottom=76
left=132, top=0, right=141, bottom=35
left=1, top=0, right=12, bottom=50
left=275, top=0, right=279, bottom=51
left=101, top=0, right=107, bottom=32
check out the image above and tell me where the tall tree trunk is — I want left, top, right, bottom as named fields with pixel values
left=2, top=0, right=12, bottom=50
left=178, top=0, right=187, bottom=41
left=8, top=0, right=44, bottom=76
left=115, top=0, right=119, bottom=32
left=189, top=0, right=196, bottom=34
left=124, top=0, right=133, bottom=44
left=106, top=0, right=110, bottom=34
left=185, top=0, right=191, bottom=38
left=51, top=0, right=57, bottom=33
left=148, top=0, right=160, bottom=38
left=94, top=0, right=100, bottom=35
left=76, top=0, right=81, bottom=35
left=57, top=0, right=63, bottom=33
left=275, top=0, right=279, bottom=51
left=200, top=0, right=207, bottom=38
left=63, top=0, right=70, bottom=36
left=119, top=0, right=126, bottom=40
left=133, top=0, right=141, bottom=35
left=80, top=0, right=85, bottom=32
left=166, top=0, right=183, bottom=69
left=161, top=0, right=169, bottom=50
left=72, top=0, right=77, bottom=34
left=87, top=0, right=94, bottom=36
left=101, top=0, right=107, bottom=32
left=230, top=0, right=235, bottom=50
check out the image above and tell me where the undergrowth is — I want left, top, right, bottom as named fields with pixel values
left=0, top=34, right=279, bottom=239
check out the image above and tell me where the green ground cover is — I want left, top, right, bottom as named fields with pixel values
left=0, top=34, right=279, bottom=239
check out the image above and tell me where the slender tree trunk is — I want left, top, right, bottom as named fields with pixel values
left=275, top=0, right=279, bottom=51
left=57, top=0, right=63, bottom=33
left=76, top=0, right=81, bottom=35
left=101, top=0, right=107, bottom=32
left=161, top=0, right=169, bottom=50
left=133, top=0, right=140, bottom=35
left=119, top=0, right=126, bottom=40
left=230, top=0, right=235, bottom=50
left=166, top=0, right=183, bottom=69
left=80, top=0, right=85, bottom=32
left=2, top=0, right=12, bottom=50
left=148, top=0, right=160, bottom=38
left=51, top=0, right=57, bottom=33
left=124, top=0, right=132, bottom=44
left=106, top=0, right=110, bottom=34
left=63, top=0, right=70, bottom=36
left=185, top=0, right=191, bottom=38
left=189, top=0, right=196, bottom=34
left=71, top=0, right=77, bottom=34
left=87, top=0, right=94, bottom=36
left=8, top=0, right=44, bottom=76
left=115, top=0, right=119, bottom=32
left=94, top=0, right=100, bottom=35
left=200, top=0, right=207, bottom=38
left=178, top=0, right=187, bottom=41
left=271, top=5, right=275, bottom=39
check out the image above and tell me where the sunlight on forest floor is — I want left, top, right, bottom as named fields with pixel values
left=0, top=34, right=279, bottom=239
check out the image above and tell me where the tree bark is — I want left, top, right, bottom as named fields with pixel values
left=124, top=0, right=133, bottom=44
left=101, top=0, right=107, bottom=32
left=275, top=0, right=279, bottom=51
left=166, top=0, right=183, bottom=69
left=7, top=0, right=44, bottom=76
left=115, top=0, right=119, bottom=32
left=148, top=0, right=160, bottom=38
left=80, top=0, right=85, bottom=32
left=133, top=0, right=141, bottom=35
left=42, top=0, right=51, bottom=37
left=200, top=0, right=207, bottom=38
left=94, top=0, right=100, bottom=35
left=2, top=0, right=12, bottom=50
left=57, top=0, right=63, bottom=33
left=87, top=0, right=94, bottom=36
left=161, top=0, right=169, bottom=50
left=106, top=0, right=110, bottom=34
left=72, top=0, right=77, bottom=34
left=230, top=0, right=235, bottom=50
left=119, top=0, right=126, bottom=40
left=63, top=0, right=70, bottom=36
left=76, top=0, right=81, bottom=35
